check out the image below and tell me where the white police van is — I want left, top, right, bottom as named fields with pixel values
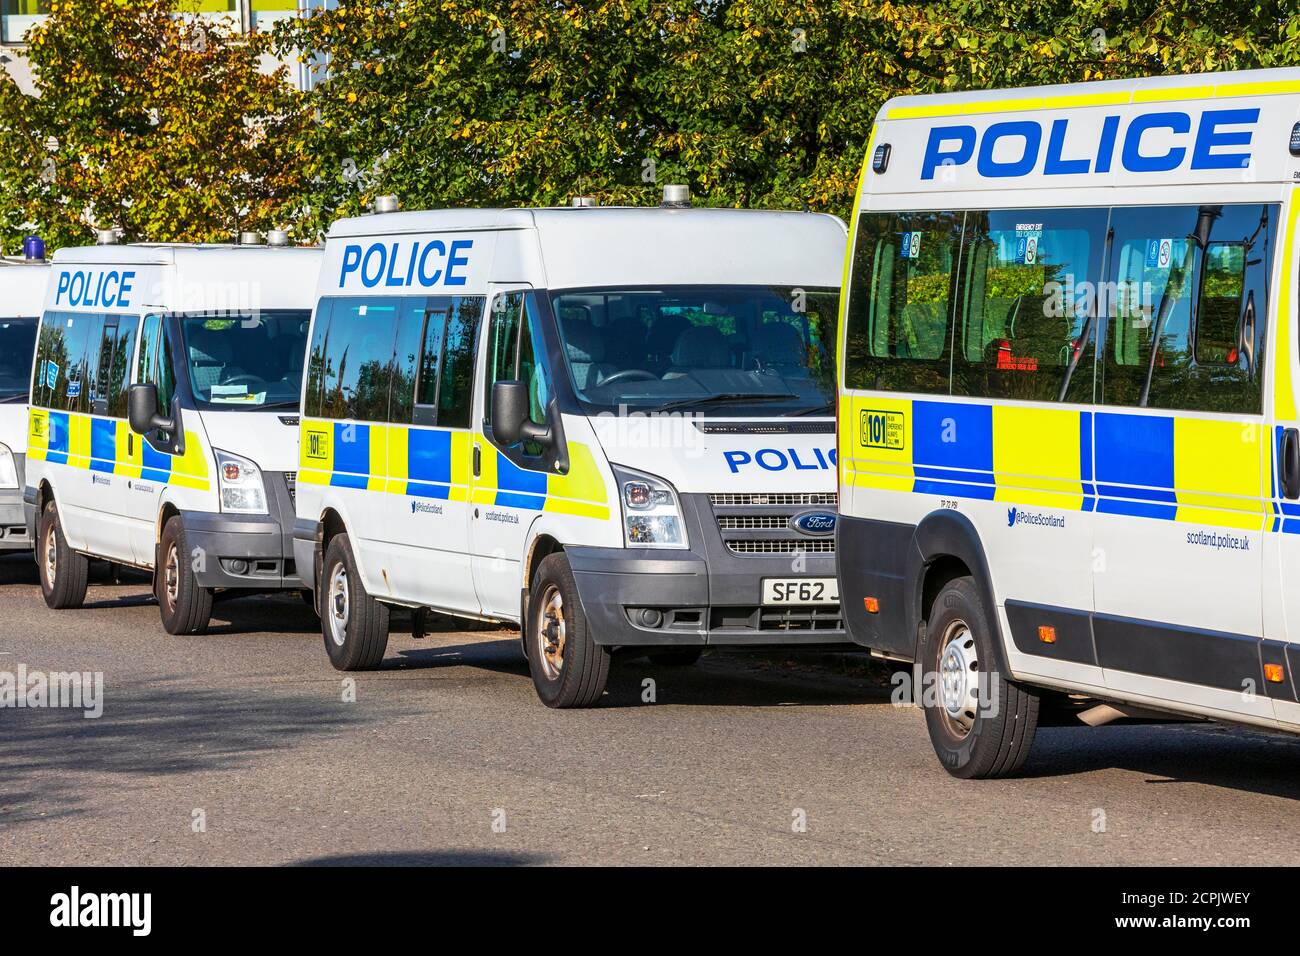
left=295, top=190, right=847, bottom=707
left=0, top=254, right=49, bottom=551
left=837, top=68, right=1300, bottom=776
left=25, top=237, right=322, bottom=633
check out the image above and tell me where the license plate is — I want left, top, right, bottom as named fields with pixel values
left=761, top=578, right=840, bottom=605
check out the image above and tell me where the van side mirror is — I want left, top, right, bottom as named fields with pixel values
left=128, top=383, right=174, bottom=436
left=491, top=380, right=551, bottom=448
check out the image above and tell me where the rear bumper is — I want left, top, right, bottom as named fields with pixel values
left=567, top=544, right=848, bottom=647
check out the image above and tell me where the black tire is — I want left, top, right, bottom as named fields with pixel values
left=919, top=576, right=1039, bottom=779
left=37, top=499, right=88, bottom=610
left=320, top=533, right=389, bottom=670
left=647, top=647, right=703, bottom=666
left=526, top=552, right=610, bottom=708
left=156, top=516, right=214, bottom=635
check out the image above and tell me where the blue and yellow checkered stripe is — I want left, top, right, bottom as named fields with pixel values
left=297, top=419, right=609, bottom=520
left=840, top=396, right=1273, bottom=532
left=27, top=407, right=210, bottom=490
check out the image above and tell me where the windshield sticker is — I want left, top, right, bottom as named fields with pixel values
left=900, top=231, right=922, bottom=259
left=209, top=385, right=266, bottom=404
left=1146, top=238, right=1175, bottom=270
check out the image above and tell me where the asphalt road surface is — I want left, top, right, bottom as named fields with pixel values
left=2, top=551, right=1299, bottom=867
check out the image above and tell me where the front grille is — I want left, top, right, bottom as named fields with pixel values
left=708, top=492, right=837, bottom=508
left=709, top=491, right=837, bottom=557
left=716, top=515, right=792, bottom=531
left=285, top=472, right=297, bottom=502
left=726, top=539, right=835, bottom=555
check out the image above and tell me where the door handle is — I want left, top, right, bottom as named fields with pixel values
left=1283, top=428, right=1300, bottom=500
left=473, top=443, right=481, bottom=478
left=128, top=432, right=134, bottom=457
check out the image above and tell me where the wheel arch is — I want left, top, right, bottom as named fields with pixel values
left=906, top=509, right=1008, bottom=671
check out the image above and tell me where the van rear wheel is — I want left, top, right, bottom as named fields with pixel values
left=156, top=516, right=213, bottom=635
left=321, top=533, right=389, bottom=670
left=38, top=499, right=88, bottom=610
left=526, top=553, right=609, bottom=708
left=920, top=576, right=1039, bottom=779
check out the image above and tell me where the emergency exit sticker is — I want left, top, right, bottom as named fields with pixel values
left=1146, top=238, right=1174, bottom=269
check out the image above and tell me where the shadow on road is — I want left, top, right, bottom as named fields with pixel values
left=1022, top=722, right=1300, bottom=800
left=0, top=678, right=372, bottom=826
left=291, top=850, right=547, bottom=866
left=387, top=629, right=892, bottom=709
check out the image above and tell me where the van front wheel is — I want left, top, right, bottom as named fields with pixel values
left=157, top=516, right=213, bottom=635
left=38, top=499, right=88, bottom=610
left=526, top=553, right=609, bottom=708
left=321, top=533, right=389, bottom=670
left=919, top=576, right=1039, bottom=779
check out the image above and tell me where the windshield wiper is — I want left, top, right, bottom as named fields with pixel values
left=787, top=401, right=834, bottom=417
left=252, top=400, right=300, bottom=411
left=651, top=392, right=798, bottom=413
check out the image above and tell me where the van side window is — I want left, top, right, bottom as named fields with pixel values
left=1100, top=204, right=1274, bottom=413
left=36, top=312, right=103, bottom=414
left=950, top=207, right=1108, bottom=404
left=303, top=299, right=333, bottom=419
left=484, top=291, right=551, bottom=444
left=137, top=314, right=161, bottom=386
left=386, top=295, right=483, bottom=428
left=93, top=315, right=138, bottom=418
left=317, top=297, right=398, bottom=422
left=843, top=211, right=962, bottom=394
left=439, top=296, right=481, bottom=429
left=411, top=305, right=448, bottom=426
left=155, top=324, right=177, bottom=413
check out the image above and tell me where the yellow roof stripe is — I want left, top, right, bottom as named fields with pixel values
left=885, top=80, right=1300, bottom=120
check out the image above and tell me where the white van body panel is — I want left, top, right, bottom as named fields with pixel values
left=26, top=244, right=321, bottom=588
left=298, top=206, right=850, bottom=646
left=838, top=67, right=1300, bottom=736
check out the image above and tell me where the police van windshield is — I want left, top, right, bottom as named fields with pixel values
left=179, top=310, right=310, bottom=411
left=551, top=285, right=838, bottom=416
left=0, top=317, right=37, bottom=403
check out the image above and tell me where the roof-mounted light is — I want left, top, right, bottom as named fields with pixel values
left=660, top=184, right=691, bottom=208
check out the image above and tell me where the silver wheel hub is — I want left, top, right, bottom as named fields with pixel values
left=43, top=524, right=57, bottom=586
left=327, top=563, right=349, bottom=648
left=939, top=623, right=980, bottom=732
left=535, top=585, right=566, bottom=681
left=164, top=543, right=180, bottom=605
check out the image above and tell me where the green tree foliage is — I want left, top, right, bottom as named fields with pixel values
left=3, top=0, right=1299, bottom=248
left=0, top=0, right=307, bottom=252
left=276, top=0, right=1300, bottom=235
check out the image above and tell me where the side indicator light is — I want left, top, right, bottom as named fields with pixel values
left=863, top=597, right=879, bottom=614
left=1037, top=625, right=1057, bottom=644
left=1265, top=663, right=1285, bottom=683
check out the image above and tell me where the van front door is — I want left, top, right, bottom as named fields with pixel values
left=469, top=284, right=551, bottom=621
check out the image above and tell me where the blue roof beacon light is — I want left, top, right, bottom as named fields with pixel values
left=22, top=235, right=45, bottom=262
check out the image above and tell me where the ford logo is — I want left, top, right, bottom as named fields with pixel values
left=790, top=510, right=837, bottom=537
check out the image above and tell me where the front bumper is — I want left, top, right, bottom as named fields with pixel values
left=182, top=470, right=301, bottom=590
left=568, top=491, right=847, bottom=647
left=0, top=486, right=28, bottom=551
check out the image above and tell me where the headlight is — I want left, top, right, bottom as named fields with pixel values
left=215, top=449, right=267, bottom=514
left=0, top=444, right=15, bottom=489
left=613, top=465, right=687, bottom=549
